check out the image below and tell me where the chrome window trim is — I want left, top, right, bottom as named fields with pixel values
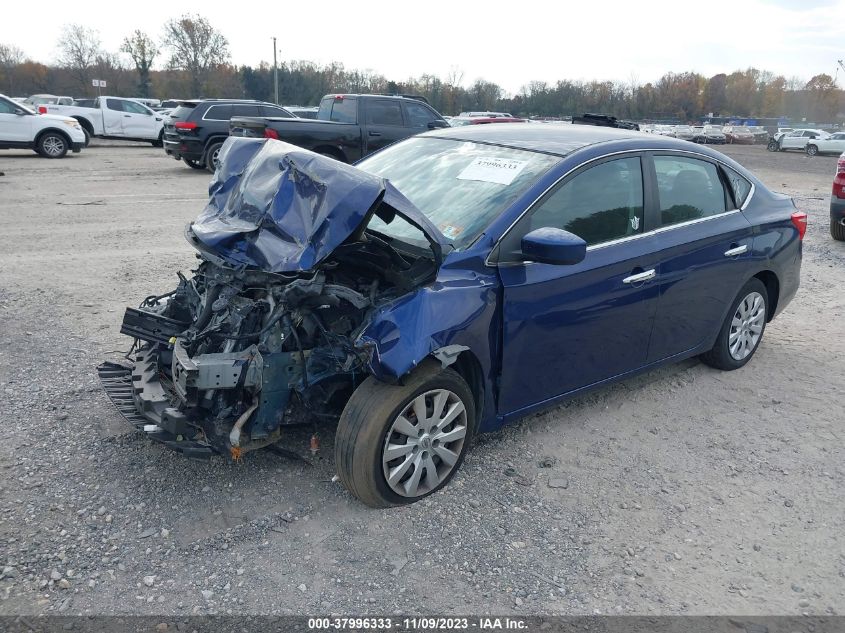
left=486, top=147, right=756, bottom=267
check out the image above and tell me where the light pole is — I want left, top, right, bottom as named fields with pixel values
left=272, top=37, right=279, bottom=105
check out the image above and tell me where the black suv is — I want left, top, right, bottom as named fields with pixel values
left=163, top=100, right=294, bottom=171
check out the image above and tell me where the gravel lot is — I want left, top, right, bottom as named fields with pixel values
left=0, top=140, right=843, bottom=618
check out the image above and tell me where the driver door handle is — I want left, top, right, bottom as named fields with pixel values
left=123, top=114, right=131, bottom=118
left=368, top=131, right=382, bottom=137
left=724, top=245, right=748, bottom=257
left=623, top=269, right=656, bottom=284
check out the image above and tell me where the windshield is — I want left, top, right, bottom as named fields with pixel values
left=358, top=137, right=559, bottom=249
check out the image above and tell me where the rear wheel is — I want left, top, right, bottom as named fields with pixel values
left=183, top=157, right=206, bottom=170
left=335, top=359, right=476, bottom=507
left=701, top=279, right=768, bottom=371
left=767, top=139, right=778, bottom=151
left=806, top=144, right=819, bottom=156
left=205, top=141, right=224, bottom=173
left=831, top=217, right=845, bottom=241
left=36, top=132, right=69, bottom=158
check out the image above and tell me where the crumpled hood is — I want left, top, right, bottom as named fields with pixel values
left=189, top=137, right=450, bottom=272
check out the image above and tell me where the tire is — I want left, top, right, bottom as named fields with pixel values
left=205, top=141, right=224, bottom=173
left=767, top=139, right=778, bottom=152
left=700, top=278, right=768, bottom=371
left=183, top=157, right=206, bottom=170
left=831, top=217, right=845, bottom=241
left=335, top=359, right=476, bottom=507
left=36, top=132, right=69, bottom=158
left=82, top=128, right=91, bottom=147
left=151, top=131, right=164, bottom=148
left=806, top=144, right=818, bottom=157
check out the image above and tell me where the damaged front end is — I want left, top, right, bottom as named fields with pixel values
left=98, top=138, right=449, bottom=459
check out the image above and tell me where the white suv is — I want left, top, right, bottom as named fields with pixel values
left=0, top=93, right=86, bottom=158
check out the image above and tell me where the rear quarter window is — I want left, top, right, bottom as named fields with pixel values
left=723, top=166, right=753, bottom=208
left=169, top=105, right=197, bottom=120
left=203, top=105, right=233, bottom=120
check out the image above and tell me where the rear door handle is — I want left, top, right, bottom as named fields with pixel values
left=368, top=131, right=382, bottom=137
left=623, top=269, right=656, bottom=284
left=724, top=245, right=748, bottom=257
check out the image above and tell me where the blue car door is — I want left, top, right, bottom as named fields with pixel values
left=494, top=155, right=662, bottom=417
left=644, top=153, right=755, bottom=362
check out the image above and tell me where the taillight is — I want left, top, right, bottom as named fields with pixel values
left=264, top=128, right=279, bottom=140
left=37, top=105, right=47, bottom=114
left=174, top=121, right=197, bottom=130
left=833, top=156, right=845, bottom=198
left=791, top=211, right=808, bottom=240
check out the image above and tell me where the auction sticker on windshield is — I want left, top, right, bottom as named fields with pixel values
left=457, top=157, right=528, bottom=185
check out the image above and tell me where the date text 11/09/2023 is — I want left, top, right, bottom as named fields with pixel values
left=307, top=617, right=528, bottom=630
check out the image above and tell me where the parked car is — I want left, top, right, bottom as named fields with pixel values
left=805, top=131, right=845, bottom=156
left=0, top=93, right=86, bottom=158
left=449, top=116, right=524, bottom=126
left=692, top=125, right=727, bottom=144
left=163, top=99, right=294, bottom=171
left=831, top=151, right=845, bottom=241
left=37, top=96, right=166, bottom=146
left=745, top=126, right=770, bottom=143
left=457, top=111, right=514, bottom=118
left=723, top=126, right=755, bottom=145
left=24, top=94, right=74, bottom=107
left=228, top=94, right=449, bottom=164
left=285, top=106, right=319, bottom=119
left=671, top=125, right=695, bottom=141
left=770, top=128, right=828, bottom=152
left=99, top=124, right=804, bottom=507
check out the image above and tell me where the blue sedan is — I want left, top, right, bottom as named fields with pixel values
left=100, top=124, right=804, bottom=507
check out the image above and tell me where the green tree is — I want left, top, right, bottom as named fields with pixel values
left=121, top=30, right=158, bottom=98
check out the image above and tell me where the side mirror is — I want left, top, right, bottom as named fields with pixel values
left=14, top=108, right=27, bottom=116
left=428, top=120, right=449, bottom=129
left=521, top=228, right=586, bottom=265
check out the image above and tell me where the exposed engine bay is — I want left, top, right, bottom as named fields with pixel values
left=98, top=138, right=448, bottom=459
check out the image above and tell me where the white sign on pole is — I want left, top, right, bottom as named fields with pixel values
left=92, top=79, right=99, bottom=87
left=100, top=80, right=106, bottom=88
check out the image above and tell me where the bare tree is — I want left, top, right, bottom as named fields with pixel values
left=0, top=43, right=25, bottom=93
left=56, top=25, right=102, bottom=93
left=121, top=30, right=158, bottom=98
left=162, top=14, right=229, bottom=97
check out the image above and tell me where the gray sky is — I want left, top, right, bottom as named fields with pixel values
left=2, top=0, right=844, bottom=95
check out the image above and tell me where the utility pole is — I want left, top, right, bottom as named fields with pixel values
left=272, top=37, right=279, bottom=105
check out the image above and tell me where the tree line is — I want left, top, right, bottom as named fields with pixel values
left=1, top=15, right=843, bottom=122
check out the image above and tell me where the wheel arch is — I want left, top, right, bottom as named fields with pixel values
left=313, top=145, right=348, bottom=163
left=35, top=127, right=72, bottom=146
left=72, top=116, right=94, bottom=135
left=753, top=270, right=780, bottom=321
left=431, top=346, right=485, bottom=428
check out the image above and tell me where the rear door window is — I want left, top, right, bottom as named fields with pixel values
left=230, top=104, right=261, bottom=118
left=653, top=155, right=727, bottom=226
left=204, top=105, right=233, bottom=120
left=366, top=100, right=404, bottom=126
left=318, top=97, right=357, bottom=123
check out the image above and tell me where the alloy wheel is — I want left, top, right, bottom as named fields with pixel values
left=42, top=136, right=65, bottom=157
left=728, top=291, right=765, bottom=361
left=382, top=389, right=468, bottom=498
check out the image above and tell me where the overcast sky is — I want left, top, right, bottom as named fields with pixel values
left=2, top=0, right=844, bottom=95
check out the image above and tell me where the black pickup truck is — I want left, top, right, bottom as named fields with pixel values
left=228, top=94, right=449, bottom=163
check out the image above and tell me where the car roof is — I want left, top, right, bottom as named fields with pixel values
left=423, top=122, right=652, bottom=156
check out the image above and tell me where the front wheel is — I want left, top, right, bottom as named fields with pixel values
left=36, top=132, right=69, bottom=158
left=151, top=131, right=164, bottom=148
left=701, top=279, right=768, bottom=371
left=335, top=359, right=476, bottom=507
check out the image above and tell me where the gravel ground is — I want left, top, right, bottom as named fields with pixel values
left=0, top=140, right=843, bottom=617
